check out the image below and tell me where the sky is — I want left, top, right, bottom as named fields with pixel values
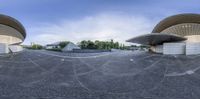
left=1, top=0, right=200, bottom=45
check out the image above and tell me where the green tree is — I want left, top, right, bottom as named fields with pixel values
left=87, top=40, right=96, bottom=49
left=31, top=44, right=43, bottom=50
left=80, top=40, right=88, bottom=49
left=110, top=39, right=114, bottom=48
left=114, top=42, right=119, bottom=49
left=59, top=41, right=70, bottom=48
left=78, top=40, right=126, bottom=50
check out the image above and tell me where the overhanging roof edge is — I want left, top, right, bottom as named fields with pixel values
left=126, top=33, right=187, bottom=45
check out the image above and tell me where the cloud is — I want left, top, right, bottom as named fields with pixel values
left=24, top=13, right=154, bottom=45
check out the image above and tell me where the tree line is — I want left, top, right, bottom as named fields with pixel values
left=24, top=40, right=129, bottom=50
left=78, top=39, right=126, bottom=50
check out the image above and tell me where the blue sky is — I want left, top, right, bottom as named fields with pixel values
left=1, top=0, right=200, bottom=45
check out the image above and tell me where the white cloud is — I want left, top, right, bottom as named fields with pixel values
left=24, top=13, right=154, bottom=45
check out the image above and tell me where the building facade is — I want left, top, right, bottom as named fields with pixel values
left=0, top=14, right=26, bottom=53
left=127, top=13, right=200, bottom=55
left=62, top=42, right=80, bottom=52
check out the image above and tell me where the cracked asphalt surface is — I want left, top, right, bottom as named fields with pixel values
left=0, top=50, right=200, bottom=99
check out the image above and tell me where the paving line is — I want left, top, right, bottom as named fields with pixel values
left=28, top=58, right=47, bottom=71
left=37, top=51, right=113, bottom=59
left=72, top=64, right=91, bottom=91
left=165, top=66, right=200, bottom=77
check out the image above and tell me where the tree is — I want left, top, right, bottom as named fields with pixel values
left=59, top=41, right=70, bottom=48
left=78, top=40, right=126, bottom=50
left=87, top=40, right=96, bottom=49
left=110, top=39, right=114, bottom=48
left=94, top=40, right=101, bottom=49
left=114, top=42, right=119, bottom=49
left=31, top=44, right=43, bottom=50
left=80, top=40, right=88, bottom=49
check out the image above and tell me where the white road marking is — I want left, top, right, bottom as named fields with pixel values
left=28, top=58, right=47, bottom=71
left=186, top=70, right=194, bottom=75
left=72, top=64, right=91, bottom=91
left=165, top=63, right=200, bottom=77
left=38, top=51, right=112, bottom=59
left=130, top=59, right=134, bottom=62
left=61, top=59, right=65, bottom=61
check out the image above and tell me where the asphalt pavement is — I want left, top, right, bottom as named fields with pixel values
left=0, top=50, right=199, bottom=99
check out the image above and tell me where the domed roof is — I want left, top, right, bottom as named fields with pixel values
left=152, top=13, right=200, bottom=33
left=0, top=14, right=26, bottom=38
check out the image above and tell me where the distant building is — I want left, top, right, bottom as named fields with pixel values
left=127, top=13, right=200, bottom=55
left=0, top=14, right=26, bottom=53
left=45, top=42, right=80, bottom=52
left=45, top=42, right=60, bottom=49
left=62, top=42, right=80, bottom=52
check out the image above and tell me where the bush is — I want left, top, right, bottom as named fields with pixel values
left=59, top=41, right=70, bottom=48
left=46, top=48, right=62, bottom=52
left=25, top=44, right=43, bottom=50
left=78, top=39, right=122, bottom=50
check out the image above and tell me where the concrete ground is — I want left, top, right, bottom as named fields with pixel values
left=0, top=50, right=200, bottom=99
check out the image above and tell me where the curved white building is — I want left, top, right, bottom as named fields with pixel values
left=0, top=14, right=26, bottom=53
left=127, top=13, right=200, bottom=55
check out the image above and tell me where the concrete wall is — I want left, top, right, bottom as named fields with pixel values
left=9, top=45, right=23, bottom=53
left=150, top=45, right=163, bottom=53
left=0, top=43, right=9, bottom=54
left=0, top=44, right=23, bottom=54
left=163, top=43, right=185, bottom=55
left=149, top=41, right=200, bottom=55
left=186, top=43, right=200, bottom=55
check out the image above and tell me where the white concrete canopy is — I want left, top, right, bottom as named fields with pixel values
left=126, top=33, right=187, bottom=45
left=127, top=13, right=200, bottom=55
left=0, top=24, right=24, bottom=45
left=0, top=14, right=26, bottom=53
